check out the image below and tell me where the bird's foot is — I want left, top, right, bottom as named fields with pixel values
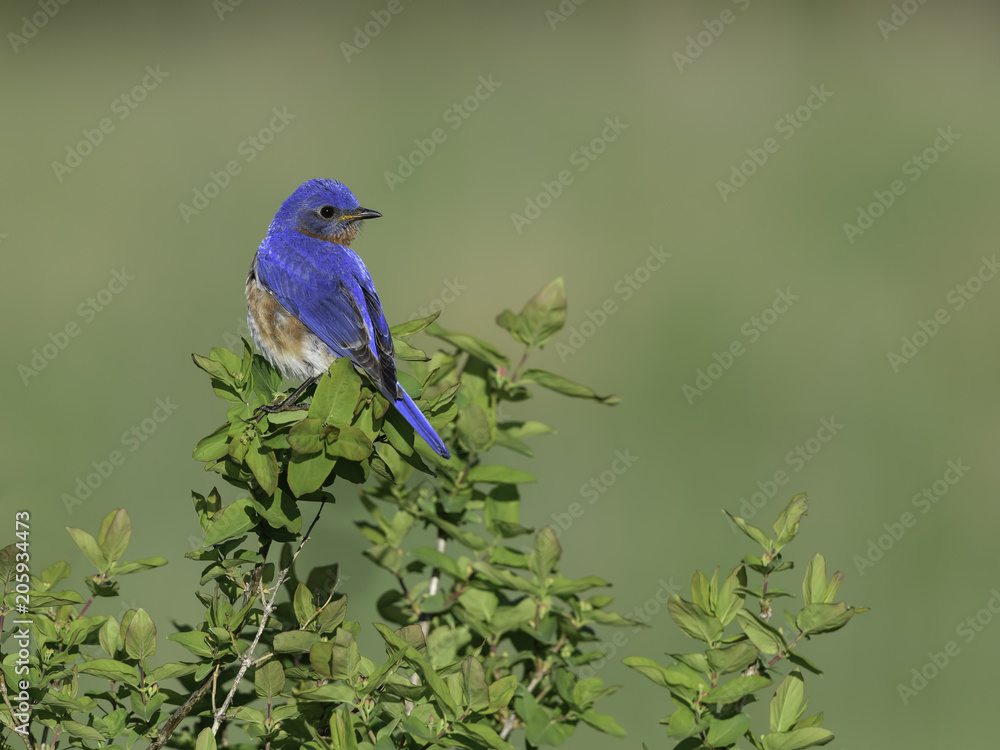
left=253, top=395, right=309, bottom=422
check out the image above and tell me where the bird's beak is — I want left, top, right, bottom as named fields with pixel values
left=347, top=208, right=382, bottom=221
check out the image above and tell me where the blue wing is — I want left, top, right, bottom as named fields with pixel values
left=255, top=232, right=450, bottom=459
left=255, top=233, right=396, bottom=397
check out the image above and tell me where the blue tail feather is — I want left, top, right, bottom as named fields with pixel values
left=394, top=386, right=450, bottom=458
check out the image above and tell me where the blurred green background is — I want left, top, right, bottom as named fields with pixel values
left=3, top=0, right=999, bottom=746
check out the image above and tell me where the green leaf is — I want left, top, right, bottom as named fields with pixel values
left=124, top=608, right=156, bottom=661
left=254, top=658, right=285, bottom=701
left=456, top=403, right=493, bottom=452
left=167, top=630, right=214, bottom=658
left=288, top=418, right=329, bottom=454
left=530, top=527, right=561, bottom=581
left=390, top=310, right=441, bottom=337
left=518, top=692, right=574, bottom=747
left=0, top=545, right=15, bottom=589
left=203, top=498, right=256, bottom=546
left=717, top=565, right=747, bottom=626
left=670, top=651, right=710, bottom=675
left=724, top=511, right=773, bottom=550
left=145, top=662, right=197, bottom=683
left=456, top=721, right=516, bottom=750
left=99, top=616, right=120, bottom=657
left=489, top=674, right=517, bottom=711
left=520, top=277, right=568, bottom=347
left=67, top=527, right=108, bottom=572
left=326, top=424, right=374, bottom=461
left=771, top=671, right=805, bottom=733
left=193, top=424, right=230, bottom=462
left=461, top=655, right=491, bottom=712
left=61, top=721, right=106, bottom=741
left=802, top=554, right=836, bottom=605
left=760, top=727, right=834, bottom=750
left=425, top=323, right=510, bottom=368
left=772, top=494, right=809, bottom=547
left=796, top=602, right=864, bottom=635
left=668, top=595, right=723, bottom=644
left=329, top=705, right=359, bottom=750
left=77, top=659, right=140, bottom=686
left=706, top=640, right=759, bottom=675
left=466, top=465, right=537, bottom=485
left=317, top=595, right=349, bottom=633
left=310, top=357, right=363, bottom=425
left=311, top=630, right=360, bottom=681
left=737, top=610, right=787, bottom=655
left=113, top=556, right=168, bottom=576
left=195, top=727, right=217, bottom=750
left=793, top=713, right=825, bottom=730
left=707, top=713, right=752, bottom=746
left=287, top=450, right=336, bottom=497
left=392, top=337, right=428, bottom=362
left=246, top=438, right=278, bottom=495
left=690, top=569, right=712, bottom=615
left=192, top=352, right=233, bottom=383
left=293, top=582, right=316, bottom=627
left=459, top=588, right=499, bottom=622
left=40, top=560, right=70, bottom=588
left=273, top=630, right=320, bottom=654
left=99, top=509, right=131, bottom=563
left=666, top=707, right=707, bottom=739
left=29, top=589, right=85, bottom=607
left=622, top=656, right=674, bottom=690
left=580, top=708, right=627, bottom=738
left=250, top=489, right=302, bottom=534
left=704, top=674, right=772, bottom=704
left=411, top=547, right=463, bottom=579
left=519, top=368, right=620, bottom=404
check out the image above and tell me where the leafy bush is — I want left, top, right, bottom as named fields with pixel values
left=0, top=279, right=864, bottom=750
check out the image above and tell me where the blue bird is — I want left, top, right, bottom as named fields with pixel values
left=246, top=178, right=450, bottom=459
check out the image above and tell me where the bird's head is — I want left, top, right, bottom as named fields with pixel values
left=273, top=178, right=381, bottom=245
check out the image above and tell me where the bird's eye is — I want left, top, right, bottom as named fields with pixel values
left=319, top=206, right=335, bottom=219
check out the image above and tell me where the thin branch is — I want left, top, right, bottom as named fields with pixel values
left=499, top=660, right=548, bottom=740
left=147, top=677, right=213, bottom=750
left=418, top=529, right=448, bottom=639
left=0, top=676, right=34, bottom=750
left=211, top=503, right=326, bottom=735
